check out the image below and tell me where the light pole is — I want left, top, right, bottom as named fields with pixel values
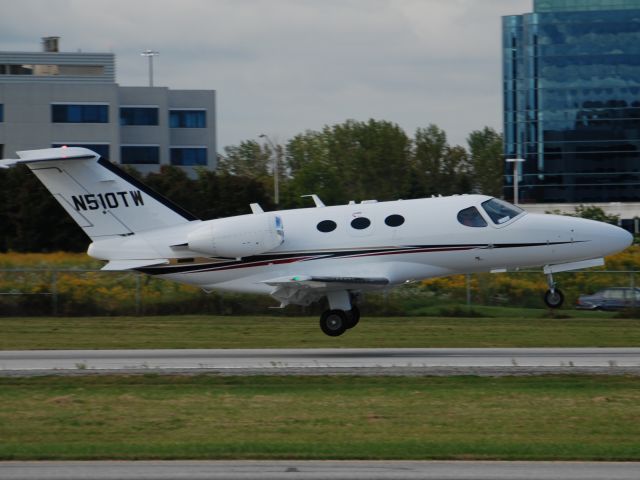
left=140, top=49, right=159, bottom=87
left=506, top=158, right=525, bottom=205
left=259, top=134, right=279, bottom=206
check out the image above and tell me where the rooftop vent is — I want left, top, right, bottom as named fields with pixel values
left=42, top=37, right=60, bottom=53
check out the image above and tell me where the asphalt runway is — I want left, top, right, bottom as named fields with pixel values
left=2, top=461, right=640, bottom=480
left=1, top=347, right=640, bottom=375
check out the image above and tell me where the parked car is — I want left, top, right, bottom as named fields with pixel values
left=576, top=287, right=640, bottom=310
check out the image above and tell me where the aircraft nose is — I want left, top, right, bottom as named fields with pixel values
left=605, top=223, right=634, bottom=254
left=585, top=220, right=634, bottom=256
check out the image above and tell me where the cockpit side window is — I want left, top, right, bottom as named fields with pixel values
left=481, top=198, right=524, bottom=225
left=457, top=206, right=488, bottom=227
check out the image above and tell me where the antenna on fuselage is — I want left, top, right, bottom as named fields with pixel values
left=250, top=203, right=264, bottom=214
left=301, top=194, right=325, bottom=207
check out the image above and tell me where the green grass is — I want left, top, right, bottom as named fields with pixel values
left=0, top=314, right=639, bottom=350
left=409, top=304, right=618, bottom=318
left=0, top=375, right=638, bottom=460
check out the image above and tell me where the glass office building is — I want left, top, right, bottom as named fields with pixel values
left=503, top=0, right=640, bottom=203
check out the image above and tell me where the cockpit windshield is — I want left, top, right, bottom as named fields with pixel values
left=481, top=198, right=524, bottom=225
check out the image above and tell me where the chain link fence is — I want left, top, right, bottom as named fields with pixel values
left=0, top=268, right=638, bottom=316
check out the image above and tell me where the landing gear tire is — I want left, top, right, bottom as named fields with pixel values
left=345, top=306, right=360, bottom=330
left=320, top=309, right=348, bottom=337
left=544, top=289, right=564, bottom=309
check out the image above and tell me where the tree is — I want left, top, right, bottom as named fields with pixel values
left=546, top=205, right=621, bottom=225
left=467, top=127, right=504, bottom=197
left=285, top=119, right=412, bottom=206
left=218, top=140, right=271, bottom=179
left=573, top=205, right=620, bottom=225
left=195, top=168, right=273, bottom=219
left=411, top=124, right=472, bottom=197
left=217, top=139, right=285, bottom=208
left=0, top=165, right=86, bottom=252
left=143, top=165, right=200, bottom=217
left=284, top=130, right=340, bottom=207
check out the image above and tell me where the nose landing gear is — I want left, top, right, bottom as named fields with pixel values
left=543, top=272, right=564, bottom=308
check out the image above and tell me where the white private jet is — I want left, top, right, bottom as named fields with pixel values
left=1, top=147, right=633, bottom=336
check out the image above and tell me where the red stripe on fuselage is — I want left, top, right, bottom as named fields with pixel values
left=178, top=255, right=323, bottom=274
left=176, top=246, right=480, bottom=275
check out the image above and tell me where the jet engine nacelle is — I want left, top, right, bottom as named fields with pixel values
left=187, top=214, right=284, bottom=258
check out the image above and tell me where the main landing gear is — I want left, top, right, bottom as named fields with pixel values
left=319, top=306, right=360, bottom=337
left=543, top=271, right=564, bottom=309
left=319, top=291, right=360, bottom=337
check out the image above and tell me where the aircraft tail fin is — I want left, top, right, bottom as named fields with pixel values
left=0, top=147, right=198, bottom=239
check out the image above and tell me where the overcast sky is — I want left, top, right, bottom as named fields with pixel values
left=1, top=0, right=531, bottom=150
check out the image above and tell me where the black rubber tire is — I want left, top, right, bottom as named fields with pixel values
left=320, top=309, right=348, bottom=337
left=544, top=289, right=565, bottom=309
left=345, top=305, right=361, bottom=330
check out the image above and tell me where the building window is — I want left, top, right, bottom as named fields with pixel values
left=0, top=64, right=104, bottom=76
left=169, top=109, right=206, bottom=128
left=0, top=104, right=3, bottom=122
left=121, top=146, right=160, bottom=165
left=52, top=143, right=110, bottom=160
left=120, top=107, right=159, bottom=126
left=170, top=147, right=207, bottom=166
left=51, top=104, right=108, bottom=123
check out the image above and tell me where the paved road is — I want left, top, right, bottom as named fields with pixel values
left=2, top=461, right=640, bottom=480
left=1, top=348, right=639, bottom=375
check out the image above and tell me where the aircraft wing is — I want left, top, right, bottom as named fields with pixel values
left=261, top=275, right=389, bottom=307
left=262, top=275, right=389, bottom=288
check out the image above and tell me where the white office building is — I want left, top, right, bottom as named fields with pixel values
left=0, top=37, right=216, bottom=176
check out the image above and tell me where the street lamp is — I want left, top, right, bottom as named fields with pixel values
left=259, top=134, right=279, bottom=206
left=506, top=158, right=525, bottom=206
left=140, top=49, right=159, bottom=87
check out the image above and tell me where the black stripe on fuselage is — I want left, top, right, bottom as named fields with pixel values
left=135, top=241, right=579, bottom=276
left=97, top=158, right=199, bottom=221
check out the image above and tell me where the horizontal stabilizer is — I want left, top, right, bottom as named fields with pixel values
left=102, top=259, right=169, bottom=271
left=0, top=147, right=97, bottom=168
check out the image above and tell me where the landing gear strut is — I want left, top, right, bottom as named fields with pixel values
left=319, top=291, right=360, bottom=336
left=544, top=272, right=564, bottom=309
left=345, top=305, right=360, bottom=329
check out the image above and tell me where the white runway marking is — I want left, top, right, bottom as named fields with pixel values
left=1, top=460, right=640, bottom=480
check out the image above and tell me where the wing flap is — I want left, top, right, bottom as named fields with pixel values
left=102, top=259, right=169, bottom=271
left=262, top=274, right=389, bottom=308
left=262, top=275, right=389, bottom=288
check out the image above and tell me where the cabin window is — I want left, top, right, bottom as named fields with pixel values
left=457, top=207, right=487, bottom=227
left=351, top=217, right=371, bottom=230
left=317, top=220, right=337, bottom=233
left=385, top=214, right=405, bottom=227
left=481, top=198, right=523, bottom=225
